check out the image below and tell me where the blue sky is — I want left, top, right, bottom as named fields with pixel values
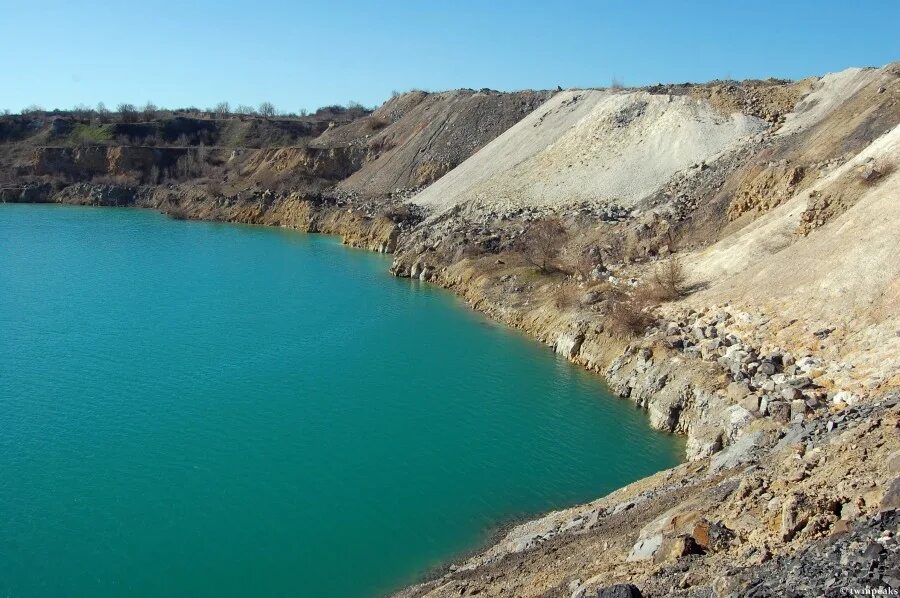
left=1, top=0, right=897, bottom=113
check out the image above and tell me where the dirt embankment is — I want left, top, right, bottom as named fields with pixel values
left=385, top=64, right=899, bottom=595
left=335, top=89, right=553, bottom=196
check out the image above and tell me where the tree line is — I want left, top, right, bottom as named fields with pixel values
left=5, top=100, right=371, bottom=122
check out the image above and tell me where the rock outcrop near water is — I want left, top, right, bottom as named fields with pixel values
left=2, top=62, right=899, bottom=596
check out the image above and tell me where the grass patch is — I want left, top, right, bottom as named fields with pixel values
left=69, top=124, right=113, bottom=144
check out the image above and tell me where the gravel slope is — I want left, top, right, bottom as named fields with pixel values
left=412, top=90, right=766, bottom=213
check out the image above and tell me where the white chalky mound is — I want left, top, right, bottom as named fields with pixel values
left=412, top=89, right=767, bottom=213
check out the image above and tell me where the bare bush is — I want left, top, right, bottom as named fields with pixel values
left=164, top=203, right=191, bottom=220
left=72, top=103, right=94, bottom=121
left=213, top=102, right=231, bottom=118
left=142, top=102, right=158, bottom=121
left=173, top=150, right=209, bottom=180
left=258, top=101, right=276, bottom=118
left=117, top=103, right=138, bottom=123
left=519, top=218, right=567, bottom=273
left=551, top=285, right=582, bottom=309
left=368, top=115, right=389, bottom=131
left=607, top=294, right=655, bottom=337
left=649, top=254, right=687, bottom=301
left=147, top=165, right=162, bottom=184
left=204, top=178, right=224, bottom=196
left=566, top=247, right=606, bottom=280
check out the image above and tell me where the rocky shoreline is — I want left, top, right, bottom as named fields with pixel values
left=5, top=183, right=851, bottom=458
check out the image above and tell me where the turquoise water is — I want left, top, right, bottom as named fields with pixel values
left=0, top=203, right=681, bottom=597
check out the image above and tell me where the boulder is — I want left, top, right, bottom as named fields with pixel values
left=881, top=478, right=900, bottom=512
left=592, top=584, right=643, bottom=598
left=692, top=520, right=735, bottom=552
left=786, top=375, right=813, bottom=389
left=580, top=291, right=602, bottom=305
left=555, top=332, right=585, bottom=358
left=790, top=399, right=808, bottom=419
left=888, top=451, right=900, bottom=475
left=710, top=431, right=765, bottom=473
left=780, top=494, right=807, bottom=541
left=768, top=401, right=791, bottom=423
left=757, top=360, right=777, bottom=376
left=627, top=533, right=662, bottom=561
left=726, top=381, right=751, bottom=402
left=654, top=535, right=703, bottom=563
left=782, top=387, right=802, bottom=401
left=741, top=394, right=761, bottom=414
left=833, top=390, right=860, bottom=406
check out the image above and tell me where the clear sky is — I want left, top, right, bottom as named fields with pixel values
left=2, top=0, right=898, bottom=114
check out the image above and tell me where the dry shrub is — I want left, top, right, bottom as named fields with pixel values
left=607, top=293, right=656, bottom=337
left=648, top=254, right=687, bottom=301
left=563, top=249, right=600, bottom=280
left=368, top=115, right=389, bottom=131
left=163, top=203, right=191, bottom=220
left=551, top=285, right=582, bottom=309
left=383, top=204, right=418, bottom=224
left=519, top=218, right=567, bottom=273
left=204, top=178, right=224, bottom=196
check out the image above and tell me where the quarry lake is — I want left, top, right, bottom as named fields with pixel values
left=0, top=203, right=681, bottom=597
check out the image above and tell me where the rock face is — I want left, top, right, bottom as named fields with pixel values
left=31, top=145, right=191, bottom=179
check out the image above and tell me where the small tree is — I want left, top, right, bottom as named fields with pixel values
left=520, top=218, right=567, bottom=273
left=117, top=103, right=138, bottom=123
left=650, top=254, right=687, bottom=301
left=569, top=248, right=604, bottom=280
left=258, top=101, right=276, bottom=118
left=142, top=101, right=157, bottom=120
left=72, top=103, right=93, bottom=120
left=95, top=102, right=110, bottom=123
left=236, top=104, right=256, bottom=115
left=213, top=101, right=230, bottom=118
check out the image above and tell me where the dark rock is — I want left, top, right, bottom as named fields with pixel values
left=758, top=361, right=777, bottom=376
left=862, top=541, right=885, bottom=562
left=769, top=401, right=791, bottom=423
left=787, top=376, right=813, bottom=389
left=593, top=584, right=643, bottom=598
